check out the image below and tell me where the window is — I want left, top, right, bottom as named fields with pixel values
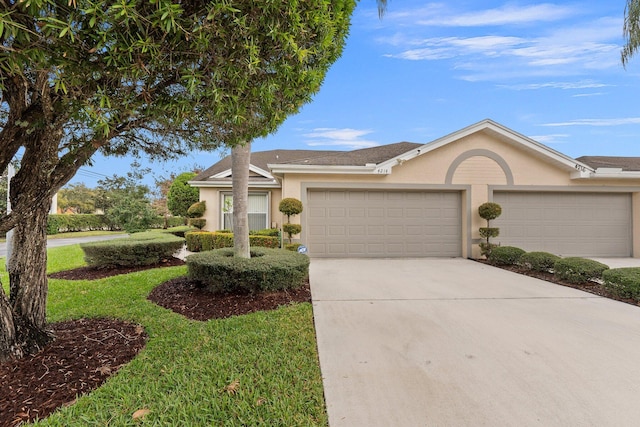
left=222, top=193, right=269, bottom=231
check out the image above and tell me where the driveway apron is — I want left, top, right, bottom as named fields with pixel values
left=311, top=258, right=640, bottom=427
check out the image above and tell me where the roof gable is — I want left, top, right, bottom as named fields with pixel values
left=375, top=119, right=593, bottom=176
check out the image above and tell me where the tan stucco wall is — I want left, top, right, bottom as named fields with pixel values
left=198, top=187, right=282, bottom=232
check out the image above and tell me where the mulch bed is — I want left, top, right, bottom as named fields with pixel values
left=147, top=276, right=311, bottom=321
left=1, top=261, right=310, bottom=426
left=483, top=261, right=640, bottom=307
left=0, top=318, right=147, bottom=427
left=48, top=257, right=185, bottom=280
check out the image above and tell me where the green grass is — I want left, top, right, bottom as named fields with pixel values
left=0, top=230, right=124, bottom=243
left=1, top=246, right=327, bottom=426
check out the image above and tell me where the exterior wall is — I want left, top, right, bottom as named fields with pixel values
left=198, top=187, right=282, bottom=232
left=195, top=129, right=640, bottom=257
left=281, top=130, right=640, bottom=258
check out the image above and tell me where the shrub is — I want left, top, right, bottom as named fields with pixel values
left=249, top=228, right=280, bottom=237
left=278, top=198, right=303, bottom=220
left=285, top=243, right=303, bottom=252
left=47, top=214, right=110, bottom=234
left=520, top=251, right=561, bottom=272
left=167, top=172, right=199, bottom=217
left=478, top=202, right=502, bottom=257
left=161, top=225, right=194, bottom=238
left=81, top=232, right=185, bottom=268
left=478, top=202, right=502, bottom=221
left=185, top=231, right=279, bottom=252
left=187, top=247, right=309, bottom=294
left=189, top=218, right=206, bottom=230
left=488, top=246, right=525, bottom=266
left=187, top=201, right=206, bottom=218
left=603, top=268, right=640, bottom=301
left=283, top=223, right=302, bottom=243
left=553, top=257, right=609, bottom=284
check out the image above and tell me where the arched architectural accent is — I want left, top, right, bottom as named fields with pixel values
left=445, top=149, right=514, bottom=185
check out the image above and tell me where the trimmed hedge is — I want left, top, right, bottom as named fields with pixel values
left=47, top=214, right=186, bottom=234
left=81, top=232, right=185, bottom=268
left=487, top=246, right=525, bottom=266
left=250, top=228, right=280, bottom=237
left=185, top=231, right=280, bottom=252
left=187, top=247, right=309, bottom=294
left=603, top=268, right=640, bottom=301
left=553, top=257, right=609, bottom=284
left=47, top=214, right=110, bottom=234
left=285, top=243, right=303, bottom=252
left=519, top=251, right=561, bottom=272
left=162, top=226, right=194, bottom=238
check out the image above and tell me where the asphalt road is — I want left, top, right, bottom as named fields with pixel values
left=0, top=233, right=128, bottom=258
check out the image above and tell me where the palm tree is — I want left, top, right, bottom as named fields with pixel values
left=623, top=0, right=640, bottom=66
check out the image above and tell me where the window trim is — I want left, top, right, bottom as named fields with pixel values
left=220, top=191, right=270, bottom=231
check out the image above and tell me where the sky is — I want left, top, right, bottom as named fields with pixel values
left=71, top=0, right=640, bottom=188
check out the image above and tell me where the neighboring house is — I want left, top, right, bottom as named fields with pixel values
left=189, top=119, right=640, bottom=259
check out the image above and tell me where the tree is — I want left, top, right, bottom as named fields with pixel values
left=97, top=173, right=156, bottom=233
left=0, top=1, right=356, bottom=360
left=167, top=172, right=198, bottom=218
left=57, top=183, right=97, bottom=214
left=0, top=169, right=6, bottom=215
left=623, top=0, right=640, bottom=66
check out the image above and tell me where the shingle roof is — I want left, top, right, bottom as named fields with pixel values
left=576, top=156, right=640, bottom=172
left=279, top=142, right=422, bottom=166
left=191, top=142, right=422, bottom=181
left=192, top=149, right=341, bottom=182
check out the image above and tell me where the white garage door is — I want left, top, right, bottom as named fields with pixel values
left=307, top=190, right=461, bottom=258
left=494, top=192, right=632, bottom=257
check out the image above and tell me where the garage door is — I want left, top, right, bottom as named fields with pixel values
left=307, top=190, right=461, bottom=257
left=494, top=192, right=632, bottom=257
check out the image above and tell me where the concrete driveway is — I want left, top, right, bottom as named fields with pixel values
left=311, top=258, right=640, bottom=427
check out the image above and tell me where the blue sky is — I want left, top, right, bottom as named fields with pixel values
left=73, top=0, right=640, bottom=188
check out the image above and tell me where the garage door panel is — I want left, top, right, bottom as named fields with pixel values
left=308, top=190, right=461, bottom=257
left=494, top=192, right=631, bottom=257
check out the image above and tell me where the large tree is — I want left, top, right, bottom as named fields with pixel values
left=0, top=0, right=355, bottom=360
left=623, top=0, right=640, bottom=66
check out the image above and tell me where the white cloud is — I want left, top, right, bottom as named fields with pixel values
left=528, top=134, right=570, bottom=143
left=417, top=3, right=574, bottom=27
left=379, top=4, right=623, bottom=81
left=499, top=80, right=611, bottom=91
left=303, top=128, right=380, bottom=149
left=381, top=3, right=574, bottom=27
left=542, top=118, right=640, bottom=127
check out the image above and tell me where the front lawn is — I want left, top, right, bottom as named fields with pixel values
left=0, top=246, right=327, bottom=426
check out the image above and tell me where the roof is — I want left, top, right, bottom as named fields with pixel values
left=576, top=156, right=640, bottom=172
left=191, top=143, right=422, bottom=183
left=192, top=149, right=340, bottom=182
left=278, top=142, right=422, bottom=166
left=190, top=120, right=640, bottom=184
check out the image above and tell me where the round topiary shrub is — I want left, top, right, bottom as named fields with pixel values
left=487, top=246, right=525, bottom=266
left=519, top=251, right=561, bottom=272
left=186, top=247, right=309, bottom=294
left=279, top=198, right=303, bottom=220
left=187, top=201, right=206, bottom=218
left=478, top=202, right=502, bottom=221
left=553, top=257, right=609, bottom=284
left=81, top=232, right=185, bottom=268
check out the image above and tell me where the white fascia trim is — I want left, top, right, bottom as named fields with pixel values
left=267, top=164, right=381, bottom=174
left=587, top=171, right=640, bottom=179
left=376, top=119, right=595, bottom=174
left=187, top=180, right=281, bottom=188
left=209, top=164, right=275, bottom=180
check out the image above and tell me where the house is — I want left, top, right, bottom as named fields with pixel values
left=189, top=119, right=640, bottom=259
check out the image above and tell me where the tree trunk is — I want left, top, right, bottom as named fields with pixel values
left=0, top=197, right=53, bottom=361
left=232, top=142, right=251, bottom=259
